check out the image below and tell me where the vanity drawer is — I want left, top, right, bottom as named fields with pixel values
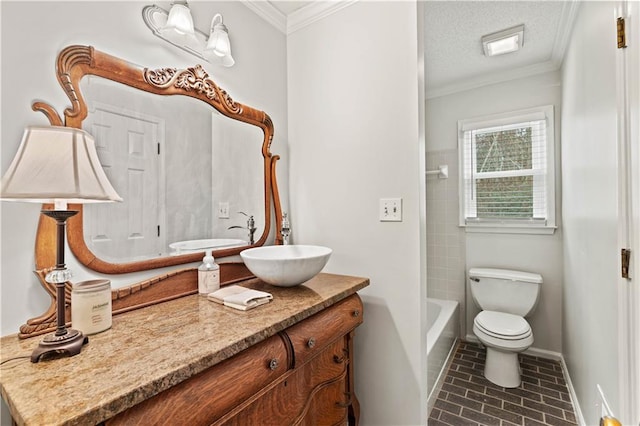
left=217, top=338, right=349, bottom=426
left=286, top=294, right=363, bottom=366
left=106, top=333, right=289, bottom=425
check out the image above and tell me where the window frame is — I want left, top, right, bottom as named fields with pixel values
left=457, top=105, right=556, bottom=235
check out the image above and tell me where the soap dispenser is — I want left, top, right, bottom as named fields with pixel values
left=198, top=249, right=220, bottom=296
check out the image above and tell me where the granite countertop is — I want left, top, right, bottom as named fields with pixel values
left=0, top=273, right=369, bottom=426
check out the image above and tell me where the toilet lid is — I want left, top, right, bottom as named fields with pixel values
left=475, top=311, right=531, bottom=340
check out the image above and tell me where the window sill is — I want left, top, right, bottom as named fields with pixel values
left=461, top=224, right=557, bottom=235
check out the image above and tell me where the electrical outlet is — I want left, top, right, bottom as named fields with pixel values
left=218, top=201, right=230, bottom=219
left=379, top=198, right=402, bottom=222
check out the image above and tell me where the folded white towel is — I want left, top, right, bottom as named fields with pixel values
left=207, top=285, right=273, bottom=311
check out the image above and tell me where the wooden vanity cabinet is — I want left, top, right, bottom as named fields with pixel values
left=105, top=333, right=290, bottom=425
left=107, top=294, right=363, bottom=426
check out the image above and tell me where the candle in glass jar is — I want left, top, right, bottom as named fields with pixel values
left=71, top=279, right=112, bottom=335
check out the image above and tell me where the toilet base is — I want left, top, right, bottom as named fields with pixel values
left=484, top=347, right=521, bottom=388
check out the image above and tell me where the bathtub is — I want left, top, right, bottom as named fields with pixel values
left=427, top=298, right=459, bottom=411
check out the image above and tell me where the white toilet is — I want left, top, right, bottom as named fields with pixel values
left=469, top=268, right=542, bottom=388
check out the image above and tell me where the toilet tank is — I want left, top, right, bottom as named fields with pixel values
left=469, top=268, right=543, bottom=317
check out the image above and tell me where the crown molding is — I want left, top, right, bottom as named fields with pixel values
left=550, top=0, right=581, bottom=66
left=243, top=1, right=359, bottom=35
left=427, top=60, right=560, bottom=99
left=287, top=0, right=358, bottom=34
left=243, top=1, right=287, bottom=34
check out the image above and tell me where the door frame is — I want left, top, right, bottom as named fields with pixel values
left=616, top=1, right=639, bottom=424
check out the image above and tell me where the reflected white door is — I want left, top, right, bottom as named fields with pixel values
left=84, top=102, right=165, bottom=261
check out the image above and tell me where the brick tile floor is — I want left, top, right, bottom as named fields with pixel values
left=428, top=342, right=578, bottom=426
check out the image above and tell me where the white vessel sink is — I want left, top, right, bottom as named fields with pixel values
left=240, top=245, right=332, bottom=287
left=169, top=238, right=246, bottom=255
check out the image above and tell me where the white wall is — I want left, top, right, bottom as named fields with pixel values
left=561, top=3, right=620, bottom=425
left=1, top=1, right=287, bottom=422
left=211, top=112, right=266, bottom=243
left=287, top=2, right=424, bottom=424
left=426, top=71, right=564, bottom=352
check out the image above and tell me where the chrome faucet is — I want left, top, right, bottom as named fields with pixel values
left=281, top=212, right=291, bottom=245
left=228, top=212, right=256, bottom=245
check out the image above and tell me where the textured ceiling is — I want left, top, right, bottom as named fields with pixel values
left=424, top=1, right=568, bottom=95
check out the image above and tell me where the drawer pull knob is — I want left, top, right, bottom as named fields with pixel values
left=352, top=310, right=360, bottom=317
left=269, top=358, right=279, bottom=371
left=307, top=338, right=316, bottom=348
left=333, top=354, right=345, bottom=364
left=336, top=393, right=352, bottom=408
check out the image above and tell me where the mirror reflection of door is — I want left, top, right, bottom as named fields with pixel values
left=78, top=73, right=267, bottom=264
left=84, top=102, right=166, bottom=261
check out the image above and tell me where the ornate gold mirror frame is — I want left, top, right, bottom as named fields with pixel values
left=21, top=45, right=283, bottom=338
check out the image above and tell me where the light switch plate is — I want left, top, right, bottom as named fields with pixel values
left=379, top=198, right=402, bottom=222
left=218, top=201, right=230, bottom=219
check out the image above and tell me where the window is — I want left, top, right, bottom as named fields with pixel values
left=458, top=106, right=556, bottom=234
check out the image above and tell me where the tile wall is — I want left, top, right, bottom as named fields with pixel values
left=426, top=149, right=466, bottom=335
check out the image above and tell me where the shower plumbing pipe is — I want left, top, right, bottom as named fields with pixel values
left=425, top=164, right=448, bottom=179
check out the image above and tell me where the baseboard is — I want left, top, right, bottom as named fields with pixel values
left=561, top=356, right=586, bottom=426
left=464, top=334, right=479, bottom=344
left=463, top=334, right=586, bottom=425
left=523, top=346, right=563, bottom=361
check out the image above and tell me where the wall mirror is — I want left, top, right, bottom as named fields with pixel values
left=33, top=45, right=281, bottom=274
left=23, top=45, right=282, bottom=338
left=80, top=76, right=266, bottom=263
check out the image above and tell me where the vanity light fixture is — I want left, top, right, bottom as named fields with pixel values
left=161, top=1, right=195, bottom=37
left=204, top=14, right=234, bottom=67
left=0, top=126, right=122, bottom=362
left=143, top=3, right=235, bottom=67
left=481, top=24, right=524, bottom=57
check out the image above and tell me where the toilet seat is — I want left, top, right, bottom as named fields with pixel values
left=474, top=310, right=531, bottom=340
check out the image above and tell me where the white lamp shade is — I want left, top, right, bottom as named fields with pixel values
left=0, top=126, right=122, bottom=204
left=204, top=15, right=234, bottom=67
left=206, top=27, right=230, bottom=56
left=161, top=3, right=195, bottom=36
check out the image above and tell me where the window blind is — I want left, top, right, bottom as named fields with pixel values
left=461, top=119, right=548, bottom=222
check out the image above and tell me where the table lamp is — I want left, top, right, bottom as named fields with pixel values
left=0, top=126, right=122, bottom=362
